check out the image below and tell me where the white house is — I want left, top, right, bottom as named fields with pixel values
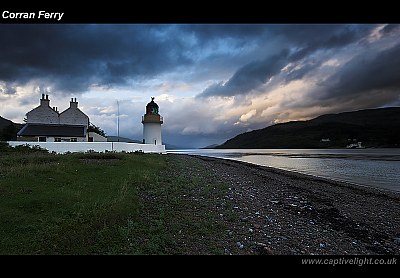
left=59, top=98, right=89, bottom=127
left=17, top=94, right=105, bottom=142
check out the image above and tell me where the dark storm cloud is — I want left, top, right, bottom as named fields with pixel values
left=271, top=24, right=368, bottom=47
left=286, top=26, right=363, bottom=61
left=283, top=62, right=320, bottom=84
left=0, top=24, right=193, bottom=93
left=197, top=24, right=375, bottom=98
left=180, top=24, right=269, bottom=42
left=320, top=42, right=400, bottom=100
left=182, top=24, right=368, bottom=49
left=0, top=24, right=378, bottom=100
left=200, top=50, right=289, bottom=98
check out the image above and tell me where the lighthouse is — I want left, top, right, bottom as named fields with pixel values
left=142, top=97, right=163, bottom=145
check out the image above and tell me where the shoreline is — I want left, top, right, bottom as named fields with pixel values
left=171, top=154, right=400, bottom=255
left=194, top=154, right=400, bottom=196
left=167, top=148, right=400, bottom=194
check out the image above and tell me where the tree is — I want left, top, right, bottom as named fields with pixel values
left=0, top=124, right=17, bottom=141
left=88, top=122, right=106, bottom=137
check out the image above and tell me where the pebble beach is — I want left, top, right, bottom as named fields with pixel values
left=169, top=154, right=400, bottom=255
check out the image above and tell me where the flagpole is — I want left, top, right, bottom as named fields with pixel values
left=117, top=100, right=120, bottom=142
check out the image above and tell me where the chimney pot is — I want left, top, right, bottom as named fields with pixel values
left=74, top=98, right=77, bottom=102
left=42, top=93, right=45, bottom=99
left=46, top=94, right=48, bottom=100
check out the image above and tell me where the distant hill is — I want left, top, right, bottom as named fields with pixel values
left=164, top=143, right=185, bottom=150
left=0, top=116, right=23, bottom=141
left=0, top=116, right=13, bottom=130
left=201, top=144, right=220, bottom=149
left=216, top=107, right=400, bottom=149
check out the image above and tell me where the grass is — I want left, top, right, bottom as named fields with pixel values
left=0, top=143, right=230, bottom=254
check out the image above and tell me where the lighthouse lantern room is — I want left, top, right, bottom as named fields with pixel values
left=142, top=97, right=163, bottom=145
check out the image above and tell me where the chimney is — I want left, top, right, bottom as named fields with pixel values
left=70, top=97, right=78, bottom=109
left=40, top=94, right=50, bottom=106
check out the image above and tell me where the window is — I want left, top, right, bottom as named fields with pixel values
left=55, top=138, right=61, bottom=142
left=38, top=137, right=46, bottom=142
left=71, top=138, right=77, bottom=142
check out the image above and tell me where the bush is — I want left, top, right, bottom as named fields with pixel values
left=0, top=142, right=49, bottom=154
left=0, top=141, right=12, bottom=152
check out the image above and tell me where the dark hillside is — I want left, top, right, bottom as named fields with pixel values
left=217, top=107, right=400, bottom=149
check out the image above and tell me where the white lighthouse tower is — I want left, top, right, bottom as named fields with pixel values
left=142, top=97, right=163, bottom=145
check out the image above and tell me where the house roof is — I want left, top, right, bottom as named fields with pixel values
left=59, top=107, right=89, bottom=118
left=26, top=105, right=59, bottom=116
left=17, top=124, right=86, bottom=137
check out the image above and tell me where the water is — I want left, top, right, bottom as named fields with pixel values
left=167, top=149, right=400, bottom=193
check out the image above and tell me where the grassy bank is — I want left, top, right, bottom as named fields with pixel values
left=0, top=145, right=229, bottom=254
left=2, top=143, right=400, bottom=255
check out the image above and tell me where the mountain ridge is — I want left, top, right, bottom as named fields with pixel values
left=216, top=107, right=400, bottom=149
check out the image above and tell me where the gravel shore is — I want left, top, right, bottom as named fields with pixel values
left=169, top=154, right=400, bottom=255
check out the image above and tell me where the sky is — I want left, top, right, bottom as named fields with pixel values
left=1, top=24, right=400, bottom=148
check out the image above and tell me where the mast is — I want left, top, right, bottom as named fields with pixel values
left=117, top=100, right=120, bottom=142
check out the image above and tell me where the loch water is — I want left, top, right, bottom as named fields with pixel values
left=167, top=149, right=400, bottom=193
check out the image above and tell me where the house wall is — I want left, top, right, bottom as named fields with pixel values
left=48, top=137, right=87, bottom=142
left=17, top=136, right=37, bottom=142
left=17, top=136, right=86, bottom=142
left=88, top=132, right=107, bottom=142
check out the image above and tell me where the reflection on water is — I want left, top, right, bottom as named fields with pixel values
left=167, top=149, right=400, bottom=192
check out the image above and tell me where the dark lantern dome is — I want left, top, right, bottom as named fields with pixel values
left=146, top=97, right=159, bottom=114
